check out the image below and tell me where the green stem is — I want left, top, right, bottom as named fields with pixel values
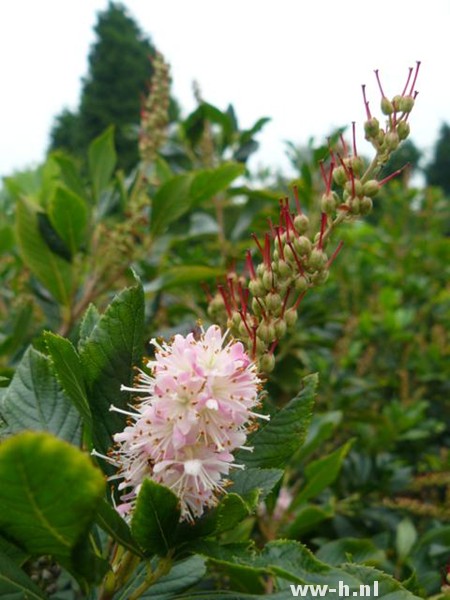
left=128, top=556, right=173, bottom=600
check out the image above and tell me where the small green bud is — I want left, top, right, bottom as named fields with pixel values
left=277, top=259, right=292, bottom=280
left=397, top=121, right=410, bottom=140
left=344, top=178, right=363, bottom=197
left=311, top=269, right=329, bottom=285
left=308, top=248, right=328, bottom=270
left=381, top=97, right=394, bottom=115
left=333, top=166, right=348, bottom=187
left=262, top=270, right=273, bottom=291
left=385, top=131, right=400, bottom=151
left=266, top=291, right=282, bottom=314
left=360, top=196, right=373, bottom=215
left=238, top=320, right=248, bottom=337
left=321, top=192, right=338, bottom=214
left=256, top=263, right=265, bottom=277
left=350, top=197, right=361, bottom=215
left=349, top=156, right=365, bottom=176
left=252, top=297, right=263, bottom=316
left=259, top=352, right=275, bottom=373
left=257, top=321, right=276, bottom=343
left=293, top=235, right=312, bottom=256
left=364, top=117, right=380, bottom=139
left=398, top=95, right=415, bottom=113
left=249, top=278, right=265, bottom=297
left=274, top=318, right=287, bottom=339
left=231, top=311, right=241, bottom=327
left=294, top=213, right=309, bottom=234
left=284, top=243, right=295, bottom=263
left=294, top=275, right=308, bottom=293
left=362, top=180, right=380, bottom=197
left=285, top=308, right=298, bottom=328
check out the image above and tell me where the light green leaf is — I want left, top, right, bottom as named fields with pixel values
left=396, top=518, right=417, bottom=561
left=131, top=479, right=181, bottom=556
left=88, top=126, right=117, bottom=201
left=0, top=431, right=105, bottom=559
left=48, top=186, right=88, bottom=255
left=316, top=538, right=385, bottom=567
left=0, top=550, right=47, bottom=599
left=1, top=346, right=81, bottom=445
left=78, top=303, right=100, bottom=349
left=44, top=332, right=91, bottom=428
left=80, top=282, right=145, bottom=461
left=15, top=197, right=73, bottom=306
left=294, top=439, right=354, bottom=506
left=237, top=374, right=317, bottom=469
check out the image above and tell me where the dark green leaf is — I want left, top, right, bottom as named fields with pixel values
left=150, top=173, right=194, bottom=237
left=215, top=493, right=251, bottom=534
left=1, top=347, right=81, bottom=445
left=44, top=332, right=91, bottom=428
left=0, top=550, right=47, bottom=599
left=0, top=431, right=105, bottom=559
left=237, top=374, right=317, bottom=469
left=15, top=197, right=73, bottom=305
left=79, top=282, right=145, bottom=460
left=48, top=186, right=88, bottom=255
left=316, top=538, right=385, bottom=567
left=131, top=479, right=181, bottom=556
left=37, top=212, right=72, bottom=262
left=88, top=126, right=117, bottom=201
left=190, top=163, right=245, bottom=205
left=95, top=499, right=144, bottom=557
left=287, top=504, right=334, bottom=538
left=78, top=304, right=100, bottom=349
left=230, top=468, right=283, bottom=508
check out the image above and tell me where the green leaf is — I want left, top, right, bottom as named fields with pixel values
left=95, top=499, right=144, bottom=557
left=48, top=186, right=88, bottom=255
left=0, top=431, right=105, bottom=559
left=316, top=538, right=385, bottom=567
left=294, top=439, right=354, bottom=506
left=116, top=555, right=206, bottom=600
left=88, top=126, right=117, bottom=201
left=0, top=550, right=47, bottom=599
left=37, top=212, right=71, bottom=262
left=78, top=303, right=100, bottom=349
left=0, top=224, right=14, bottom=254
left=396, top=518, right=417, bottom=561
left=190, top=162, right=245, bottom=205
left=0, top=302, right=33, bottom=357
left=44, top=332, right=92, bottom=428
left=237, top=374, right=317, bottom=469
left=1, top=347, right=81, bottom=445
left=230, top=468, right=283, bottom=508
left=16, top=197, right=73, bottom=305
left=150, top=173, right=194, bottom=237
left=215, top=493, right=251, bottom=534
left=131, top=479, right=181, bottom=556
left=287, top=504, right=334, bottom=538
left=79, top=282, right=145, bottom=460
left=144, top=266, right=224, bottom=293
left=52, top=151, right=87, bottom=199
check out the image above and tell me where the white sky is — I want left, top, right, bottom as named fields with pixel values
left=1, top=0, right=449, bottom=179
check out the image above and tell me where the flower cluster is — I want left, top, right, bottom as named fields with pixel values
left=106, top=325, right=263, bottom=522
left=208, top=63, right=420, bottom=373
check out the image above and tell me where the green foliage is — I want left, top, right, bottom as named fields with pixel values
left=425, top=122, right=450, bottom=194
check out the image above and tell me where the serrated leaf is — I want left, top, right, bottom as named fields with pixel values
left=44, top=332, right=91, bottom=428
left=0, top=550, right=47, bottom=599
left=1, top=346, right=81, bottom=445
left=16, top=197, right=73, bottom=305
left=294, top=439, right=354, bottom=506
left=79, top=283, right=145, bottom=460
left=150, top=173, right=194, bottom=237
left=48, top=186, right=88, bottom=255
left=316, top=538, right=385, bottom=567
left=131, top=479, right=181, bottom=556
left=0, top=431, right=105, bottom=559
left=230, top=468, right=283, bottom=508
left=215, top=493, right=251, bottom=534
left=237, top=374, right=317, bottom=469
left=95, top=499, right=144, bottom=557
left=88, top=126, right=117, bottom=201
left=78, top=304, right=100, bottom=349
left=190, top=163, right=245, bottom=205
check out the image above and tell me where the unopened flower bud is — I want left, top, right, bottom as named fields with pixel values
left=308, top=249, right=328, bottom=270
left=362, top=180, right=380, bottom=197
left=350, top=197, right=361, bottom=215
left=257, top=321, right=276, bottom=343
left=385, top=131, right=400, bottom=151
left=262, top=270, right=273, bottom=291
left=252, top=297, right=263, bottom=316
left=277, top=260, right=292, bottom=280
left=349, top=156, right=364, bottom=176
left=397, top=121, right=410, bottom=140
left=294, top=235, right=312, bottom=257
left=249, top=278, right=265, bottom=297
left=321, top=192, right=338, bottom=215
left=284, top=243, right=295, bottom=263
left=364, top=117, right=380, bottom=139
left=274, top=318, right=287, bottom=339
left=381, top=97, right=394, bottom=115
left=259, top=352, right=275, bottom=373
left=360, top=196, right=373, bottom=215
left=333, top=166, right=348, bottom=187
left=294, top=214, right=309, bottom=234
left=344, top=178, right=363, bottom=198
left=398, top=95, right=415, bottom=113
left=294, top=275, right=308, bottom=293
left=311, top=269, right=329, bottom=285
left=266, top=291, right=282, bottom=314
left=285, top=308, right=298, bottom=328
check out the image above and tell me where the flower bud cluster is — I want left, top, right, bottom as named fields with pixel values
left=139, top=51, right=171, bottom=165
left=208, top=64, right=420, bottom=372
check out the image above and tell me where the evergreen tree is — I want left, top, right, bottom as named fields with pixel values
left=425, top=123, right=450, bottom=194
left=49, top=2, right=155, bottom=171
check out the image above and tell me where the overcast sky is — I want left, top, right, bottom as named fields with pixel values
left=1, top=1, right=449, bottom=179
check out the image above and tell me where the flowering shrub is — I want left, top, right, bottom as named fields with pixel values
left=0, top=60, right=448, bottom=600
